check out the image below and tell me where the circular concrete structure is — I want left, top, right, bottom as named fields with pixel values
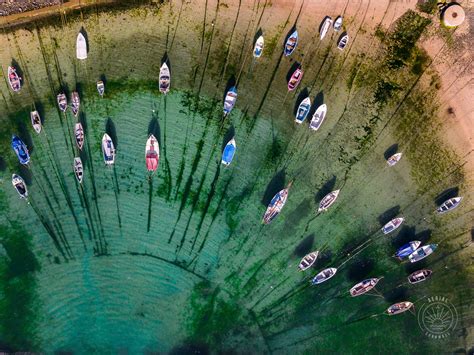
left=442, top=4, right=465, bottom=27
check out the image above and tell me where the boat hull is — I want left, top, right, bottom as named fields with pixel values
left=408, top=244, right=437, bottom=263
left=312, top=267, right=337, bottom=285
left=76, top=33, right=87, bottom=59
left=288, top=69, right=303, bottom=91
left=262, top=186, right=290, bottom=224
left=295, top=98, right=311, bottom=123
left=102, top=134, right=115, bottom=165
left=318, top=189, right=340, bottom=212
left=8, top=66, right=21, bottom=92
left=309, top=104, right=327, bottom=131
left=74, top=157, right=84, bottom=183
left=12, top=174, right=28, bottom=198
left=299, top=251, right=319, bottom=271
left=11, top=135, right=30, bottom=165
left=31, top=111, right=42, bottom=134
left=223, top=87, right=238, bottom=115
left=350, top=278, right=380, bottom=297
left=159, top=63, right=170, bottom=94
left=145, top=134, right=160, bottom=172
left=284, top=31, right=298, bottom=56
left=382, top=217, right=404, bottom=234
left=221, top=138, right=236, bottom=166
left=437, top=197, right=462, bottom=214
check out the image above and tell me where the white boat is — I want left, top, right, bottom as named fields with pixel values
left=76, top=32, right=87, bottom=60
left=253, top=35, right=264, bottom=58
left=145, top=134, right=160, bottom=172
left=12, top=174, right=28, bottom=199
left=334, top=16, right=343, bottom=31
left=102, top=133, right=115, bottom=165
left=30, top=110, right=42, bottom=134
left=350, top=278, right=381, bottom=297
left=309, top=104, right=327, bottom=131
left=221, top=138, right=236, bottom=166
left=311, top=267, right=337, bottom=285
left=437, top=197, right=462, bottom=214
left=57, top=93, right=67, bottom=112
left=298, top=251, right=319, bottom=271
left=387, top=152, right=402, bottom=166
left=386, top=301, right=413, bottom=315
left=320, top=17, right=333, bottom=40
left=97, top=80, right=105, bottom=96
left=408, top=269, right=432, bottom=284
left=382, top=217, right=404, bottom=235
left=409, top=244, right=438, bottom=263
left=295, top=97, right=311, bottom=124
left=223, top=86, right=237, bottom=116
left=74, top=157, right=83, bottom=183
left=75, top=123, right=84, bottom=150
left=337, top=34, right=349, bottom=50
left=71, top=91, right=80, bottom=117
left=318, top=189, right=340, bottom=212
left=7, top=66, right=21, bottom=92
left=159, top=63, right=170, bottom=94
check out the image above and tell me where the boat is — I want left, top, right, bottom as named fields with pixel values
left=350, top=278, right=381, bottom=297
left=320, top=17, right=333, bottom=40
left=394, top=241, right=421, bottom=259
left=408, top=269, right=432, bottom=284
left=223, top=86, right=237, bottom=116
left=97, top=80, right=105, bottom=96
left=57, top=93, right=67, bottom=112
left=311, top=267, right=337, bottom=285
left=30, top=110, right=42, bottom=134
left=76, top=32, right=87, bottom=60
left=7, top=66, right=21, bottom=92
left=288, top=68, right=303, bottom=91
left=295, top=97, right=311, bottom=124
left=284, top=30, right=298, bottom=56
left=159, top=63, right=170, bottom=94
left=386, top=301, right=413, bottom=315
left=409, top=244, right=438, bottom=263
left=145, top=134, right=160, bottom=172
left=309, top=104, right=327, bottom=131
left=318, top=189, right=340, bottom=212
left=71, top=91, right=80, bottom=117
left=11, top=135, right=30, bottom=165
left=262, top=183, right=291, bottom=224
left=253, top=35, right=264, bottom=58
left=221, top=137, right=236, bottom=166
left=334, top=16, right=343, bottom=31
left=74, top=157, right=83, bottom=183
left=75, top=123, right=84, bottom=150
left=337, top=34, right=349, bottom=50
left=298, top=251, right=319, bottom=271
left=381, top=217, right=404, bottom=235
left=12, top=174, right=28, bottom=199
left=437, top=197, right=462, bottom=214
left=102, top=133, right=115, bottom=165
left=387, top=152, right=402, bottom=167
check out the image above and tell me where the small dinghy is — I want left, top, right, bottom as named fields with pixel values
left=223, top=86, right=238, bottom=116
left=408, top=269, right=432, bottom=284
left=221, top=137, right=236, bottom=166
left=298, top=251, right=319, bottom=271
left=102, top=133, right=115, bottom=165
left=75, top=123, right=84, bottom=150
left=30, top=110, right=42, bottom=134
left=12, top=174, right=28, bottom=199
left=318, top=189, right=340, bottom=212
left=309, top=104, right=327, bottom=131
left=295, top=97, right=311, bottom=124
left=394, top=241, right=421, bottom=259
left=387, top=152, right=402, bottom=167
left=253, top=35, right=264, bottom=58
left=159, top=63, right=170, bottom=94
left=437, top=197, right=462, bottom=214
left=262, top=183, right=291, bottom=224
left=284, top=30, right=298, bottom=56
left=57, top=93, right=67, bottom=112
left=337, top=34, right=349, bottom=50
left=11, top=135, right=30, bottom=165
left=350, top=278, right=381, bottom=297
left=320, top=17, right=333, bottom=40
left=145, top=134, right=160, bottom=172
left=334, top=16, right=343, bottom=31
left=288, top=68, right=303, bottom=91
left=386, top=301, right=413, bottom=316
left=76, top=32, right=87, bottom=60
left=312, top=267, right=337, bottom=285
left=382, top=217, right=404, bottom=235
left=74, top=157, right=84, bottom=183
left=8, top=66, right=21, bottom=92
left=71, top=91, right=80, bottom=117
left=409, top=244, right=438, bottom=263
left=97, top=80, right=105, bottom=96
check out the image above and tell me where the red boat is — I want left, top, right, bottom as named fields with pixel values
left=288, top=68, right=303, bottom=91
left=145, top=134, right=160, bottom=172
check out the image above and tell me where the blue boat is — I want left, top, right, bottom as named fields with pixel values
left=284, top=30, right=298, bottom=56
left=223, top=86, right=237, bottom=116
left=221, top=138, right=236, bottom=166
left=11, top=135, right=30, bottom=165
left=394, top=241, right=421, bottom=259
left=295, top=97, right=311, bottom=124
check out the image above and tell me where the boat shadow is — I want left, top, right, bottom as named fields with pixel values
left=314, top=176, right=336, bottom=204
left=383, top=144, right=399, bottom=160
left=0, top=156, right=6, bottom=171
left=293, top=233, right=315, bottom=257
left=161, top=52, right=170, bottom=71
left=286, top=61, right=300, bottom=83
left=253, top=28, right=263, bottom=46
left=434, top=187, right=459, bottom=206
left=148, top=117, right=161, bottom=147
left=33, top=101, right=46, bottom=124
left=383, top=286, right=408, bottom=303
left=11, top=58, right=23, bottom=79
left=79, top=113, right=88, bottom=164
left=221, top=126, right=235, bottom=152
left=293, top=88, right=309, bottom=116
left=15, top=112, right=34, bottom=155
left=105, top=118, right=118, bottom=148
left=346, top=258, right=374, bottom=282
left=391, top=227, right=432, bottom=250
left=18, top=163, right=33, bottom=185
left=261, top=169, right=285, bottom=206
left=377, top=205, right=400, bottom=225
left=308, top=91, right=324, bottom=117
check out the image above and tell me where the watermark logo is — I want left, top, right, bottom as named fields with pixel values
left=418, top=296, right=458, bottom=339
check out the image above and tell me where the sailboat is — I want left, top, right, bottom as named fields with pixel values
left=437, top=197, right=462, bottom=214
left=57, top=93, right=67, bottom=112
left=221, top=137, right=236, bottom=166
left=350, top=278, right=381, bottom=297
left=7, top=66, right=21, bottom=92
left=12, top=174, right=28, bottom=199
left=11, top=135, right=30, bottom=165
left=320, top=17, right=333, bottom=40
left=318, top=190, right=340, bottom=212
left=75, top=123, right=84, bottom=150
left=253, top=36, right=264, bottom=58
left=71, top=91, right=80, bottom=117
left=76, top=32, right=87, bottom=60
left=381, top=217, right=404, bottom=235
left=159, top=63, right=170, bottom=94
left=30, top=110, right=42, bottom=134
left=102, top=133, right=115, bottom=165
left=288, top=68, right=303, bottom=91
left=311, top=267, right=337, bottom=285
left=97, top=80, right=105, bottom=96
left=387, top=152, right=402, bottom=166
left=145, top=134, right=160, bottom=172
left=298, top=251, right=319, bottom=271
left=309, top=104, right=327, bottom=131
left=386, top=301, right=413, bottom=315
left=223, top=86, right=237, bottom=116
left=295, top=97, right=311, bottom=124
left=74, top=157, right=84, bottom=183
left=262, top=183, right=292, bottom=224
left=284, top=30, right=298, bottom=56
